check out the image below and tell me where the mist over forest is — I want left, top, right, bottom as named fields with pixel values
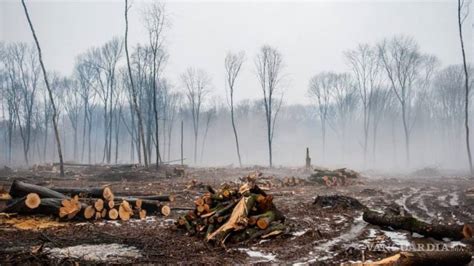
left=0, top=1, right=472, bottom=172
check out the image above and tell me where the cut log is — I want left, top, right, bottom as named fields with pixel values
left=366, top=251, right=471, bottom=266
left=25, top=193, right=41, bottom=209
left=101, top=208, right=107, bottom=218
left=161, top=205, right=171, bottom=216
left=9, top=180, right=67, bottom=199
left=109, top=208, right=119, bottom=220
left=256, top=211, right=277, bottom=230
left=119, top=200, right=132, bottom=221
left=135, top=199, right=142, bottom=209
left=122, top=199, right=170, bottom=216
left=60, top=197, right=82, bottom=219
left=84, top=205, right=95, bottom=219
left=363, top=210, right=472, bottom=240
left=103, top=187, right=114, bottom=202
left=107, top=200, right=115, bottom=209
left=139, top=209, right=146, bottom=219
left=2, top=197, right=84, bottom=218
left=94, top=199, right=104, bottom=211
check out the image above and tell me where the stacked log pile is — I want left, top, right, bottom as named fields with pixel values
left=309, top=168, right=360, bottom=187
left=1, top=180, right=172, bottom=221
left=177, top=180, right=286, bottom=245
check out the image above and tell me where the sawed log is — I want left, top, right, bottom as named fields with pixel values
left=363, top=210, right=472, bottom=241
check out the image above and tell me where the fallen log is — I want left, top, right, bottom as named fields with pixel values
left=2, top=197, right=84, bottom=219
left=52, top=187, right=174, bottom=202
left=9, top=180, right=67, bottom=199
left=367, top=251, right=471, bottom=266
left=363, top=210, right=472, bottom=241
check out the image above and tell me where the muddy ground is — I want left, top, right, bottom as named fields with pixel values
left=0, top=165, right=473, bottom=264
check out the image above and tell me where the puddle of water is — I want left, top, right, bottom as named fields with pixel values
left=46, top=243, right=142, bottom=262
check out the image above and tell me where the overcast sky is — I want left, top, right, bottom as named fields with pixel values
left=1, top=0, right=471, bottom=104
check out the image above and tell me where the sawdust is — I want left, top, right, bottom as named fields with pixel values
left=0, top=216, right=66, bottom=230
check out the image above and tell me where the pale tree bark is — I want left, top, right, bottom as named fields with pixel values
left=255, top=45, right=284, bottom=168
left=225, top=51, right=245, bottom=167
left=180, top=67, right=211, bottom=164
left=378, top=36, right=426, bottom=167
left=458, top=0, right=473, bottom=176
left=21, top=0, right=64, bottom=176
left=124, top=0, right=148, bottom=167
left=345, top=44, right=380, bottom=166
left=308, top=72, right=333, bottom=163
left=143, top=2, right=167, bottom=169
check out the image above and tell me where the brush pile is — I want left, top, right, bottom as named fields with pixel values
left=309, top=167, right=360, bottom=187
left=177, top=175, right=287, bottom=245
left=0, top=180, right=172, bottom=221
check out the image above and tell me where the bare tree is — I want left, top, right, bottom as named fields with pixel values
left=225, top=51, right=245, bottom=167
left=345, top=44, right=381, bottom=165
left=370, top=87, right=391, bottom=164
left=200, top=103, right=216, bottom=163
left=124, top=0, right=148, bottom=167
left=308, top=72, right=333, bottom=162
left=329, top=73, right=358, bottom=161
left=255, top=45, right=284, bottom=167
left=458, top=0, right=473, bottom=176
left=378, top=36, right=423, bottom=167
left=74, top=55, right=97, bottom=163
left=21, top=0, right=64, bottom=176
left=143, top=2, right=168, bottom=168
left=180, top=67, right=211, bottom=164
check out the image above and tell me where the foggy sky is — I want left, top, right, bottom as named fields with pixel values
left=1, top=0, right=470, bottom=104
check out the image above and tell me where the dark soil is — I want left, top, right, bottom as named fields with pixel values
left=0, top=165, right=473, bottom=264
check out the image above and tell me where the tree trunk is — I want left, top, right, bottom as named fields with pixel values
left=9, top=180, right=67, bottom=199
left=458, top=0, right=474, bottom=177
left=124, top=0, right=148, bottom=167
left=21, top=0, right=64, bottom=176
left=230, top=95, right=242, bottom=167
left=181, top=120, right=184, bottom=165
left=370, top=251, right=471, bottom=266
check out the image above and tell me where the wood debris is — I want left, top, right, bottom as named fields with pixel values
left=309, top=167, right=360, bottom=187
left=177, top=176, right=286, bottom=245
left=1, top=180, right=172, bottom=222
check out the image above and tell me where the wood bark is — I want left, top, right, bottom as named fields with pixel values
left=9, top=180, right=67, bottom=199
left=21, top=0, right=65, bottom=176
left=363, top=210, right=472, bottom=241
left=124, top=0, right=148, bottom=167
left=458, top=0, right=474, bottom=176
left=368, top=251, right=471, bottom=266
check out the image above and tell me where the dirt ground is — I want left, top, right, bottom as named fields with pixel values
left=0, top=165, right=473, bottom=264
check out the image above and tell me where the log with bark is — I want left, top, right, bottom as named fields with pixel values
left=3, top=180, right=172, bottom=222
left=52, top=187, right=174, bottom=201
left=363, top=210, right=472, bottom=241
left=366, top=251, right=471, bottom=266
left=9, top=180, right=67, bottom=199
